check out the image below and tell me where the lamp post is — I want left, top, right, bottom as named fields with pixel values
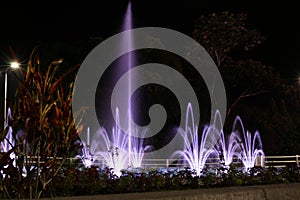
left=298, top=76, right=300, bottom=100
left=3, top=62, right=20, bottom=128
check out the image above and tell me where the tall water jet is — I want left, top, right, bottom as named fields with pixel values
left=121, top=0, right=134, bottom=167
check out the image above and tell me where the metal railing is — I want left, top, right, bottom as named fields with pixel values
left=264, top=155, right=300, bottom=168
left=124, top=155, right=300, bottom=169
left=23, top=155, right=300, bottom=169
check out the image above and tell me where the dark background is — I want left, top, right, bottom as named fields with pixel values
left=0, top=1, right=299, bottom=148
left=0, top=0, right=299, bottom=76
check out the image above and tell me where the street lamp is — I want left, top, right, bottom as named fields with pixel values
left=10, top=62, right=20, bottom=69
left=3, top=62, right=20, bottom=128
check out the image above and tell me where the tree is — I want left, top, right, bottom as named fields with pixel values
left=193, top=11, right=270, bottom=120
left=220, top=58, right=282, bottom=119
left=193, top=11, right=264, bottom=67
left=192, top=11, right=300, bottom=155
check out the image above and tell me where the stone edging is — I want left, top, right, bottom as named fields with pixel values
left=42, top=183, right=300, bottom=200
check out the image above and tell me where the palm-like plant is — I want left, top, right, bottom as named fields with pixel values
left=0, top=49, right=81, bottom=199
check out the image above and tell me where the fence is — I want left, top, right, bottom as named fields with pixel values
left=24, top=155, right=300, bottom=169
left=128, top=155, right=300, bottom=169
left=264, top=155, right=300, bottom=168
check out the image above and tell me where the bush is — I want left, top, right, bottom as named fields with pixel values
left=43, top=165, right=300, bottom=198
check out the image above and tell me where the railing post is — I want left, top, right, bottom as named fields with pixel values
left=255, top=156, right=260, bottom=166
left=255, top=155, right=265, bottom=167
left=166, top=159, right=169, bottom=168
left=261, top=155, right=265, bottom=167
left=296, top=155, right=299, bottom=167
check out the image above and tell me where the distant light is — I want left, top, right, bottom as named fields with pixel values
left=10, top=62, right=20, bottom=69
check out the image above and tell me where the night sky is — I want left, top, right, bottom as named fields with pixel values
left=0, top=1, right=299, bottom=75
left=0, top=0, right=299, bottom=121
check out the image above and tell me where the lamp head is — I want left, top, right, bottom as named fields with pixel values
left=10, top=62, right=20, bottom=69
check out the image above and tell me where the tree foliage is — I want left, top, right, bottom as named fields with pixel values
left=193, top=11, right=264, bottom=67
left=193, top=11, right=300, bottom=155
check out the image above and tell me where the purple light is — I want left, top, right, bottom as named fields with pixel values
left=121, top=1, right=134, bottom=167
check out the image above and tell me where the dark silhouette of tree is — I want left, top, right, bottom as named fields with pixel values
left=192, top=11, right=300, bottom=155
left=193, top=11, right=264, bottom=67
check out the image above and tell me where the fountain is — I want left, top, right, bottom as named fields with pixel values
left=231, top=116, right=265, bottom=170
left=215, top=130, right=243, bottom=166
left=0, top=108, right=16, bottom=165
left=172, top=103, right=219, bottom=176
left=74, top=0, right=266, bottom=171
left=75, top=139, right=94, bottom=168
left=0, top=103, right=267, bottom=181
left=172, top=103, right=265, bottom=175
left=76, top=108, right=153, bottom=175
left=76, top=102, right=265, bottom=176
left=1, top=1, right=265, bottom=181
left=121, top=0, right=134, bottom=168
